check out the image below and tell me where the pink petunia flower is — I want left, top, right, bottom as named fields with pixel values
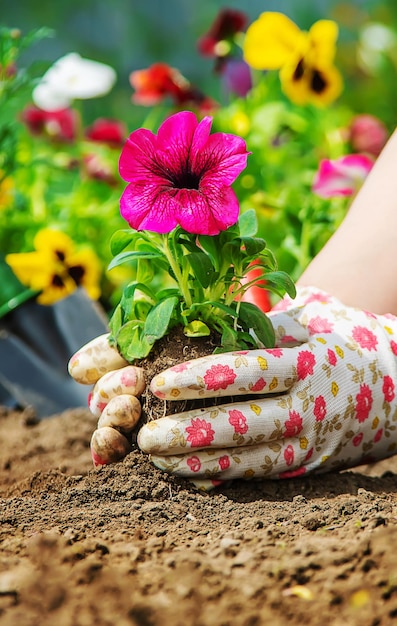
left=119, top=110, right=249, bottom=235
left=203, top=363, right=237, bottom=391
left=186, top=418, right=215, bottom=447
left=347, top=114, right=388, bottom=157
left=312, top=154, right=374, bottom=198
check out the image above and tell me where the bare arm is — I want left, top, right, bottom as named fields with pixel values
left=298, top=128, right=397, bottom=315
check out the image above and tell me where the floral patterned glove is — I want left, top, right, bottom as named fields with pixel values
left=68, top=333, right=146, bottom=466
left=138, top=287, right=397, bottom=481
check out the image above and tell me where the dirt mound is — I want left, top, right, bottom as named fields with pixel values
left=1, top=405, right=397, bottom=625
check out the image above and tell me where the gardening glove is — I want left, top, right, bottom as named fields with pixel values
left=137, top=286, right=397, bottom=481
left=68, top=333, right=146, bottom=465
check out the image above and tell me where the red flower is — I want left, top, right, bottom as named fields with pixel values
left=283, top=444, right=295, bottom=466
left=129, top=62, right=217, bottom=114
left=204, top=363, right=237, bottom=391
left=284, top=410, right=303, bottom=437
left=352, top=432, right=364, bottom=447
left=250, top=377, right=266, bottom=392
left=391, top=340, right=397, bottom=356
left=228, top=409, right=248, bottom=435
left=266, top=348, right=283, bottom=357
left=219, top=455, right=230, bottom=471
left=187, top=455, right=202, bottom=472
left=279, top=466, right=306, bottom=479
left=354, top=383, right=373, bottom=423
left=85, top=118, right=127, bottom=147
left=382, top=375, right=395, bottom=403
left=313, top=395, right=327, bottom=422
left=327, top=348, right=337, bottom=366
left=21, top=105, right=78, bottom=142
left=197, top=9, right=248, bottom=57
left=186, top=418, right=215, bottom=447
left=351, top=326, right=378, bottom=350
left=374, top=428, right=383, bottom=443
left=296, top=350, right=316, bottom=380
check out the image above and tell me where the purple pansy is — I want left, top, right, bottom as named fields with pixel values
left=119, top=110, right=249, bottom=235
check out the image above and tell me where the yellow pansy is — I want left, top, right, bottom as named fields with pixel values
left=243, top=12, right=343, bottom=106
left=6, top=228, right=101, bottom=305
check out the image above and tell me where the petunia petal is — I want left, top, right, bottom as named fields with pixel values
left=312, top=154, right=374, bottom=198
left=119, top=128, right=159, bottom=182
left=120, top=184, right=179, bottom=233
left=195, top=132, right=249, bottom=185
left=175, top=186, right=240, bottom=235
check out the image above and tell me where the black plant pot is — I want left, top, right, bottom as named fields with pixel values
left=0, top=288, right=109, bottom=418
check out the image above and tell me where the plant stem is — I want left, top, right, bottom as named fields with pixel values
left=161, top=233, right=192, bottom=308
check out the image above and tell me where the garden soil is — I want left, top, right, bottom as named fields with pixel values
left=2, top=403, right=397, bottom=626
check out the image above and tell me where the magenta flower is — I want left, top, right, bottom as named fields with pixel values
left=119, top=110, right=249, bottom=235
left=312, top=154, right=374, bottom=198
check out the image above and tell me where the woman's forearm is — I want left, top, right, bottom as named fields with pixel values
left=298, top=128, right=397, bottom=315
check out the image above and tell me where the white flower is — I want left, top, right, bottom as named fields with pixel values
left=33, top=53, right=117, bottom=111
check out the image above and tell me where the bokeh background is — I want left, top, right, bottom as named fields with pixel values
left=3, top=0, right=397, bottom=129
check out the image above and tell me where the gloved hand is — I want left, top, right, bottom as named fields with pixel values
left=69, top=286, right=397, bottom=484
left=136, top=286, right=397, bottom=481
left=68, top=333, right=146, bottom=466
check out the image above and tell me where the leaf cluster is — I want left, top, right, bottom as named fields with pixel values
left=108, top=209, right=295, bottom=362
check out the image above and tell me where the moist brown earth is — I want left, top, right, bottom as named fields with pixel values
left=1, top=403, right=397, bottom=626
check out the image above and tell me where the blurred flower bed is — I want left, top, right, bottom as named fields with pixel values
left=0, top=7, right=395, bottom=315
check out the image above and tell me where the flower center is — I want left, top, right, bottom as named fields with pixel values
left=68, top=264, right=85, bottom=285
left=311, top=69, right=327, bottom=94
left=172, top=169, right=201, bottom=190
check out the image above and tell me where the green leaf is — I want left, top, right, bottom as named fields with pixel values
left=240, top=236, right=267, bottom=257
left=116, top=322, right=153, bottom=361
left=197, top=235, right=221, bottom=270
left=238, top=209, right=258, bottom=237
left=238, top=301, right=275, bottom=348
left=110, top=229, right=138, bottom=255
left=219, top=325, right=240, bottom=352
left=184, top=320, right=211, bottom=337
left=143, top=296, right=178, bottom=345
left=191, top=300, right=238, bottom=318
left=108, top=304, right=123, bottom=338
left=186, top=252, right=215, bottom=288
left=264, top=271, right=296, bottom=299
left=108, top=249, right=163, bottom=271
